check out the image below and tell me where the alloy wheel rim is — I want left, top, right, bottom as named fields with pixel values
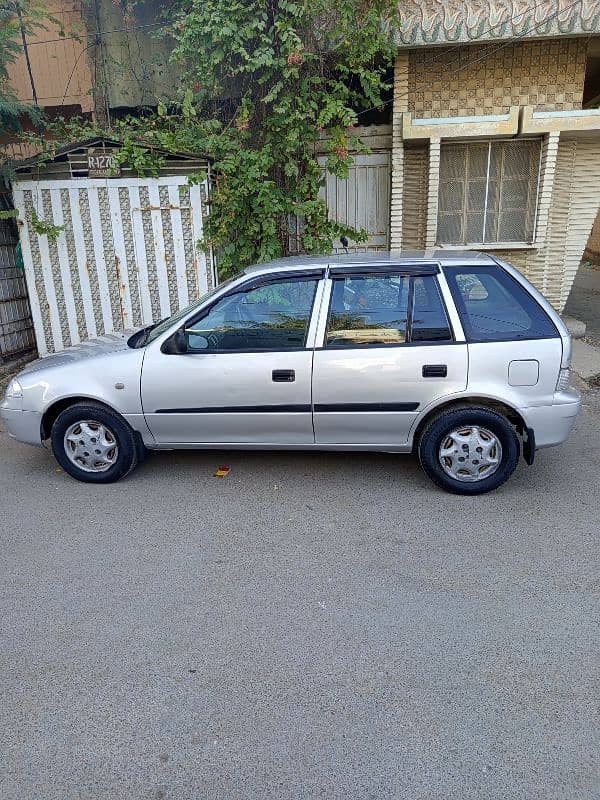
left=63, top=420, right=119, bottom=473
left=438, top=425, right=502, bottom=483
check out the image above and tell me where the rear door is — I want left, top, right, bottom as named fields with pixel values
left=312, top=267, right=468, bottom=446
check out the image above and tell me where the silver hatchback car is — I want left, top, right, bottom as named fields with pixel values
left=1, top=251, right=581, bottom=494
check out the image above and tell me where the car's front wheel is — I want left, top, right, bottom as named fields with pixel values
left=418, top=406, right=520, bottom=495
left=51, top=402, right=139, bottom=483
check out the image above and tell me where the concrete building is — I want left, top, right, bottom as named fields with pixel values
left=5, top=0, right=94, bottom=118
left=3, top=0, right=172, bottom=135
left=585, top=213, right=600, bottom=262
left=387, top=0, right=600, bottom=312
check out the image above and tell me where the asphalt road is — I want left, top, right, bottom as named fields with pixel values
left=1, top=398, right=599, bottom=800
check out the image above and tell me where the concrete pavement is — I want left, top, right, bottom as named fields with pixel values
left=565, top=264, right=600, bottom=348
left=572, top=338, right=600, bottom=381
left=1, top=396, right=599, bottom=800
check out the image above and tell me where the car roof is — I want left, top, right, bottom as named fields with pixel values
left=243, top=250, right=497, bottom=275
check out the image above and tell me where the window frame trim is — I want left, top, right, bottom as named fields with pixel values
left=436, top=136, right=543, bottom=247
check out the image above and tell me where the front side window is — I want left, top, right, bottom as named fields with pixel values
left=444, top=264, right=558, bottom=341
left=185, top=277, right=318, bottom=351
left=326, top=273, right=452, bottom=347
left=437, top=139, right=541, bottom=245
left=133, top=278, right=239, bottom=348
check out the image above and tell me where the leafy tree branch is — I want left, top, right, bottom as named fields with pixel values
left=13, top=0, right=399, bottom=277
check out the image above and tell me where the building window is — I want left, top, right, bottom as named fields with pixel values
left=437, top=139, right=541, bottom=246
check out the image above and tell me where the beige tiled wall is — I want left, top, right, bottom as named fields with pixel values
left=477, top=138, right=600, bottom=311
left=391, top=37, right=598, bottom=308
left=407, top=39, right=588, bottom=118
left=401, top=144, right=429, bottom=250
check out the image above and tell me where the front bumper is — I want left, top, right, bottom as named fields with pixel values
left=522, top=390, right=582, bottom=449
left=0, top=405, right=44, bottom=448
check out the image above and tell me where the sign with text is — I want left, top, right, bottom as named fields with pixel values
left=87, top=148, right=120, bottom=178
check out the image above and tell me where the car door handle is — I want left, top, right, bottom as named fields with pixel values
left=272, top=369, right=295, bottom=382
left=422, top=364, right=447, bottom=378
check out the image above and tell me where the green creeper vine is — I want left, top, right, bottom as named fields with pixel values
left=21, top=0, right=399, bottom=277
left=30, top=208, right=64, bottom=243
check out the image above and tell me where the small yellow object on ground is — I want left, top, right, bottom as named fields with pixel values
left=213, top=465, right=230, bottom=478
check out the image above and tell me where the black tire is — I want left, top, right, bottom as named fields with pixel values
left=418, top=406, right=520, bottom=495
left=50, top=402, right=139, bottom=484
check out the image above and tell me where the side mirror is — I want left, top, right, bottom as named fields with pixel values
left=161, top=328, right=188, bottom=355
left=186, top=331, right=209, bottom=350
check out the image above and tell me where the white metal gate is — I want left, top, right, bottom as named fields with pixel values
left=319, top=152, right=391, bottom=252
left=12, top=176, right=212, bottom=356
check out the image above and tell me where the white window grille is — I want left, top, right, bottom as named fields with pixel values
left=437, top=139, right=542, bottom=246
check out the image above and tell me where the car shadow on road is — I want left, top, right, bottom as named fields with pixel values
left=132, top=444, right=536, bottom=498
left=3, top=412, right=592, bottom=500
left=137, top=446, right=425, bottom=483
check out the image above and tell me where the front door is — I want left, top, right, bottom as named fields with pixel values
left=141, top=275, right=321, bottom=445
left=312, top=270, right=468, bottom=445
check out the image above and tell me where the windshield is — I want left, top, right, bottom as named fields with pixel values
left=130, top=277, right=238, bottom=349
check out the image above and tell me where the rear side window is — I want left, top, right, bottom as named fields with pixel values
left=444, top=265, right=558, bottom=342
left=327, top=275, right=410, bottom=346
left=412, top=276, right=453, bottom=342
left=325, top=273, right=452, bottom=347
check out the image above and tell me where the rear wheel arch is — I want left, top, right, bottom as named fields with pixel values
left=411, top=396, right=527, bottom=452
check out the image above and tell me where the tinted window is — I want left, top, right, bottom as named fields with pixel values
left=411, top=276, right=453, bottom=342
left=444, top=265, right=558, bottom=341
left=141, top=277, right=238, bottom=347
left=185, top=278, right=317, bottom=351
left=325, top=274, right=452, bottom=346
left=326, top=275, right=410, bottom=346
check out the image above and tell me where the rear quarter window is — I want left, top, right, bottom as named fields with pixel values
left=444, top=264, right=559, bottom=342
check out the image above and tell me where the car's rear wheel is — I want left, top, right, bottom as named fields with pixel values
left=51, top=402, right=139, bottom=483
left=418, top=406, right=520, bottom=495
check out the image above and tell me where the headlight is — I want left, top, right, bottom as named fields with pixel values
left=5, top=378, right=23, bottom=398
